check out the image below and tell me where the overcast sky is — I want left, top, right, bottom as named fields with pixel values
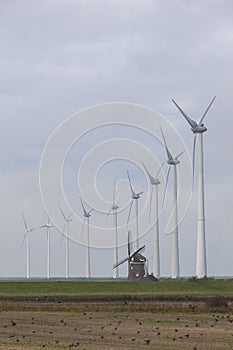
left=1, top=0, right=233, bottom=278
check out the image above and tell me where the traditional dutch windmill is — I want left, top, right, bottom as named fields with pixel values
left=113, top=231, right=157, bottom=282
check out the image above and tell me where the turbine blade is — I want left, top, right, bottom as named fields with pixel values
left=40, top=225, right=47, bottom=228
left=67, top=211, right=74, bottom=220
left=59, top=206, right=66, bottom=220
left=106, top=207, right=112, bottom=217
left=60, top=223, right=66, bottom=243
left=172, top=99, right=197, bottom=129
left=127, top=230, right=132, bottom=257
left=79, top=196, right=87, bottom=215
left=47, top=210, right=51, bottom=225
left=149, top=186, right=154, bottom=222
left=160, top=126, right=173, bottom=162
left=81, top=217, right=87, bottom=235
left=127, top=170, right=135, bottom=196
left=113, top=257, right=129, bottom=269
left=162, top=166, right=171, bottom=207
left=22, top=214, right=28, bottom=230
left=198, top=96, right=216, bottom=124
left=192, top=134, right=197, bottom=189
left=155, top=162, right=164, bottom=179
left=127, top=200, right=134, bottom=225
left=141, top=161, right=155, bottom=183
left=175, top=150, right=185, bottom=159
left=87, top=209, right=94, bottom=215
left=113, top=180, right=116, bottom=204
left=131, top=245, right=145, bottom=259
left=21, top=232, right=27, bottom=248
left=137, top=191, right=144, bottom=196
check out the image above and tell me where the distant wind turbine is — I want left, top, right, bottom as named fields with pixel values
left=22, top=214, right=35, bottom=279
left=127, top=170, right=144, bottom=250
left=107, top=181, right=119, bottom=279
left=172, top=96, right=216, bottom=278
left=80, top=197, right=93, bottom=278
left=40, top=215, right=53, bottom=279
left=142, top=161, right=163, bottom=278
left=59, top=207, right=73, bottom=279
left=160, top=126, right=184, bottom=279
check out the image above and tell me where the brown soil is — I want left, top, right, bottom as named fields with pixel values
left=0, top=301, right=232, bottom=349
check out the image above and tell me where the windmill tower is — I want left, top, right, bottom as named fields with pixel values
left=59, top=207, right=73, bottom=279
left=40, top=215, right=53, bottom=279
left=142, top=161, right=163, bottom=278
left=127, top=171, right=144, bottom=250
left=113, top=231, right=146, bottom=281
left=80, top=197, right=93, bottom=278
left=107, top=182, right=120, bottom=279
left=160, top=127, right=184, bottom=279
left=22, top=214, right=35, bottom=279
left=172, top=97, right=216, bottom=278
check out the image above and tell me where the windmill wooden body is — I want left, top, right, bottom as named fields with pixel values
left=113, top=231, right=158, bottom=282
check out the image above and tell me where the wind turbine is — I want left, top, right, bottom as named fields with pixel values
left=160, top=127, right=184, bottom=279
left=59, top=207, right=73, bottom=279
left=22, top=214, right=35, bottom=279
left=127, top=170, right=144, bottom=250
left=172, top=96, right=216, bottom=278
left=107, top=182, right=119, bottom=279
left=80, top=197, right=93, bottom=278
left=40, top=215, right=53, bottom=279
left=142, top=161, right=163, bottom=278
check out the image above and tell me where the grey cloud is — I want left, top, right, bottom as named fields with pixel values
left=0, top=0, right=232, bottom=277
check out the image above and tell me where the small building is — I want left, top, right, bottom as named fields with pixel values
left=129, top=252, right=158, bottom=282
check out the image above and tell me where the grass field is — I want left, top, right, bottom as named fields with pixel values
left=0, top=279, right=233, bottom=301
left=0, top=279, right=233, bottom=349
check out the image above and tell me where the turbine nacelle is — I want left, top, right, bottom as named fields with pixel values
left=167, top=158, right=180, bottom=166
left=59, top=206, right=73, bottom=222
left=160, top=126, right=184, bottom=167
left=26, top=227, right=35, bottom=232
left=191, top=124, right=207, bottom=133
left=79, top=197, right=93, bottom=218
left=22, top=214, right=35, bottom=233
left=141, top=161, right=163, bottom=187
left=40, top=224, right=53, bottom=229
left=149, top=177, right=161, bottom=186
left=65, top=217, right=72, bottom=222
left=132, top=192, right=143, bottom=200
left=141, top=161, right=163, bottom=222
left=172, top=96, right=215, bottom=188
left=172, top=97, right=215, bottom=135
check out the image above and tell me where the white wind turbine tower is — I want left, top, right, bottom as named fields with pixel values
left=80, top=197, right=93, bottom=278
left=40, top=215, right=53, bottom=279
left=160, top=127, right=184, bottom=279
left=127, top=170, right=144, bottom=250
left=59, top=207, right=73, bottom=279
left=142, top=161, right=163, bottom=278
left=107, top=182, right=119, bottom=279
left=172, top=96, right=216, bottom=278
left=22, top=214, right=35, bottom=279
